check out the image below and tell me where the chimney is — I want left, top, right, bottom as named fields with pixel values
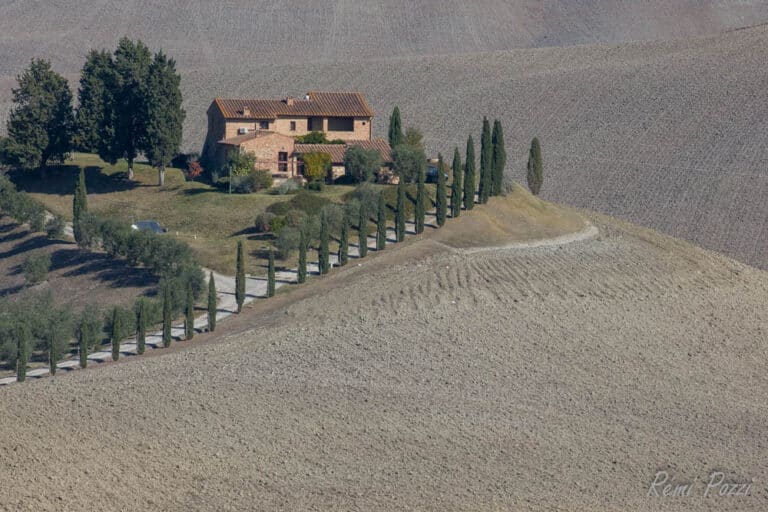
left=242, top=106, right=250, bottom=117
left=284, top=96, right=295, bottom=106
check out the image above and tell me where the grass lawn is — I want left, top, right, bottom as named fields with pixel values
left=11, top=153, right=356, bottom=274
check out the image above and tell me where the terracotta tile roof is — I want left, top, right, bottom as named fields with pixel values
left=218, top=130, right=292, bottom=146
left=214, top=91, right=374, bottom=119
left=295, top=139, right=392, bottom=164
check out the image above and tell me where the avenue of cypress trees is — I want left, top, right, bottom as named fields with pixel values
left=207, top=271, right=217, bottom=332
left=436, top=153, right=447, bottom=227
left=235, top=239, right=245, bottom=313
left=388, top=106, right=404, bottom=148
left=357, top=203, right=368, bottom=258
left=111, top=307, right=122, bottom=361
left=319, top=210, right=330, bottom=275
left=162, top=284, right=172, bottom=347
left=491, top=120, right=506, bottom=196
left=267, top=249, right=276, bottom=297
left=184, top=283, right=194, bottom=340
left=478, top=117, right=492, bottom=204
left=463, top=136, right=476, bottom=210
left=136, top=298, right=147, bottom=355
left=16, top=323, right=29, bottom=382
left=339, top=212, right=349, bottom=266
left=377, top=192, right=387, bottom=250
left=415, top=165, right=426, bottom=234
left=298, top=228, right=308, bottom=283
left=450, top=147, right=462, bottom=218
left=527, top=137, right=544, bottom=195
left=396, top=179, right=406, bottom=242
left=73, top=167, right=88, bottom=246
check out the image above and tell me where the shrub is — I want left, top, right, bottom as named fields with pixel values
left=267, top=191, right=331, bottom=216
left=184, top=160, right=204, bottom=181
left=345, top=182, right=380, bottom=214
left=45, top=215, right=65, bottom=239
left=271, top=180, right=300, bottom=195
left=232, top=169, right=273, bottom=193
left=302, top=152, right=331, bottom=182
left=294, top=132, right=345, bottom=144
left=23, top=252, right=51, bottom=284
left=344, top=145, right=381, bottom=183
left=392, top=144, right=426, bottom=183
left=320, top=203, right=344, bottom=235
left=306, top=180, right=325, bottom=192
left=275, top=226, right=300, bottom=259
left=227, top=148, right=257, bottom=177
left=254, top=212, right=276, bottom=233
left=269, top=215, right=288, bottom=235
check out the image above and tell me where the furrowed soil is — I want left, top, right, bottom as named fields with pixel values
left=0, top=197, right=766, bottom=511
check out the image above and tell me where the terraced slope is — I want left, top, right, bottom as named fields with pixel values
left=1, top=208, right=765, bottom=510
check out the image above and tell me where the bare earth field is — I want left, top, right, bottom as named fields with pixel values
left=1, top=198, right=766, bottom=510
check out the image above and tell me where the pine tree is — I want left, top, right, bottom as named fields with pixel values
left=73, top=168, right=88, bottom=246
left=267, top=249, right=276, bottom=297
left=136, top=298, right=147, bottom=355
left=388, top=106, right=404, bottom=148
left=357, top=204, right=368, bottom=258
left=463, top=136, right=476, bottom=210
left=76, top=49, right=114, bottom=152
left=436, top=153, right=447, bottom=227
left=397, top=180, right=408, bottom=241
left=478, top=117, right=492, bottom=204
left=15, top=323, right=30, bottom=382
left=377, top=192, right=387, bottom=250
left=207, top=272, right=217, bottom=332
left=111, top=307, right=122, bottom=362
left=491, top=120, right=506, bottom=196
left=298, top=229, right=308, bottom=283
left=527, top=137, right=544, bottom=195
left=162, top=284, right=172, bottom=348
left=339, top=213, right=349, bottom=265
left=415, top=165, right=426, bottom=234
left=235, top=239, right=245, bottom=313
left=184, top=283, right=194, bottom=340
left=450, top=147, right=462, bottom=218
left=319, top=211, right=330, bottom=275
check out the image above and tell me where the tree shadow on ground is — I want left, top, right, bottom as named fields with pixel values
left=51, top=248, right=158, bottom=289
left=0, top=234, right=58, bottom=260
left=9, top=164, right=144, bottom=196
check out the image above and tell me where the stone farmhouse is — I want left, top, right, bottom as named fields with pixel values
left=202, top=91, right=393, bottom=182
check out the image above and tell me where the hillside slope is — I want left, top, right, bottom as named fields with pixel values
left=1, top=200, right=766, bottom=510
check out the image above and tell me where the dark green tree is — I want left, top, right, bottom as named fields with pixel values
left=46, top=307, right=72, bottom=376
left=76, top=49, right=114, bottom=152
left=396, top=179, right=406, bottom=242
left=357, top=203, right=368, bottom=258
left=142, top=51, right=184, bottom=186
left=491, top=120, right=506, bottom=196
left=235, top=239, right=246, bottom=313
left=388, top=106, right=404, bottom=149
left=344, top=145, right=382, bottom=183
left=184, top=283, right=194, bottom=340
left=162, top=283, right=172, bottom=347
left=207, top=272, right=217, bottom=332
left=463, top=136, right=476, bottom=210
left=77, top=317, right=89, bottom=368
left=77, top=305, right=100, bottom=368
left=319, top=211, right=330, bottom=275
left=298, top=228, right=308, bottom=283
left=478, top=117, right=492, bottom=204
left=436, top=153, right=447, bottom=227
left=267, top=249, right=276, bottom=297
left=3, top=59, right=74, bottom=170
left=450, top=147, right=462, bottom=218
left=527, top=137, right=544, bottom=195
left=73, top=168, right=88, bottom=246
left=136, top=298, right=147, bottom=355
left=392, top=144, right=426, bottom=183
left=111, top=307, right=122, bottom=362
left=377, top=192, right=387, bottom=250
left=339, top=213, right=349, bottom=265
left=15, top=323, right=30, bottom=382
left=415, top=165, right=426, bottom=234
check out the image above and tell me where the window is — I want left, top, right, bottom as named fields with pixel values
left=259, top=120, right=269, bottom=130
left=278, top=151, right=288, bottom=173
left=328, top=117, right=354, bottom=132
left=290, top=121, right=296, bottom=131
left=309, top=117, right=323, bottom=131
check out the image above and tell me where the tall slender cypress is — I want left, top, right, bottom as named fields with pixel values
left=162, top=284, right=172, bottom=347
left=73, top=167, right=88, bottom=246
left=235, top=239, right=245, bottom=313
left=78, top=318, right=89, bottom=368
left=184, top=283, right=194, bottom=340
left=319, top=211, right=330, bottom=275
left=377, top=192, right=387, bottom=250
left=388, top=106, right=404, bottom=148
left=436, top=153, right=447, bottom=227
left=16, top=323, right=29, bottom=382
left=339, top=212, right=349, bottom=265
left=396, top=179, right=406, bottom=242
left=136, top=298, right=147, bottom=355
left=450, top=147, right=462, bottom=217
left=479, top=117, right=492, bottom=204
left=207, top=271, right=217, bottom=332
left=527, top=137, right=544, bottom=195
left=491, top=120, right=506, bottom=196
left=415, top=165, right=425, bottom=234
left=111, top=307, right=121, bottom=362
left=463, top=136, right=476, bottom=210
left=267, top=249, right=276, bottom=297
left=298, top=229, right=308, bottom=283
left=357, top=203, right=368, bottom=258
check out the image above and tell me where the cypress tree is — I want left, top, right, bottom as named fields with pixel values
left=478, top=117, right=492, bottom=204
left=527, top=137, right=544, bottom=195
left=47, top=309, right=70, bottom=376
left=136, top=298, right=147, bottom=355
left=319, top=211, right=330, bottom=275
left=73, top=168, right=88, bottom=246
left=357, top=203, right=368, bottom=258
left=162, top=284, right=172, bottom=348
left=267, top=249, right=276, bottom=297
left=339, top=213, right=349, bottom=265
left=436, top=153, right=447, bottom=227
left=388, top=106, right=404, bottom=148
left=16, top=323, right=29, bottom=382
left=463, top=136, right=476, bottom=210
left=78, top=318, right=89, bottom=368
left=111, top=307, right=121, bottom=362
left=396, top=179, right=406, bottom=242
left=415, top=165, right=425, bottom=234
left=491, top=120, right=506, bottom=196
left=235, top=239, right=245, bottom=313
left=376, top=192, right=387, bottom=250
left=450, top=147, right=462, bottom=217
left=298, top=229, right=308, bottom=283
left=207, top=271, right=217, bottom=332
left=184, top=283, right=194, bottom=340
